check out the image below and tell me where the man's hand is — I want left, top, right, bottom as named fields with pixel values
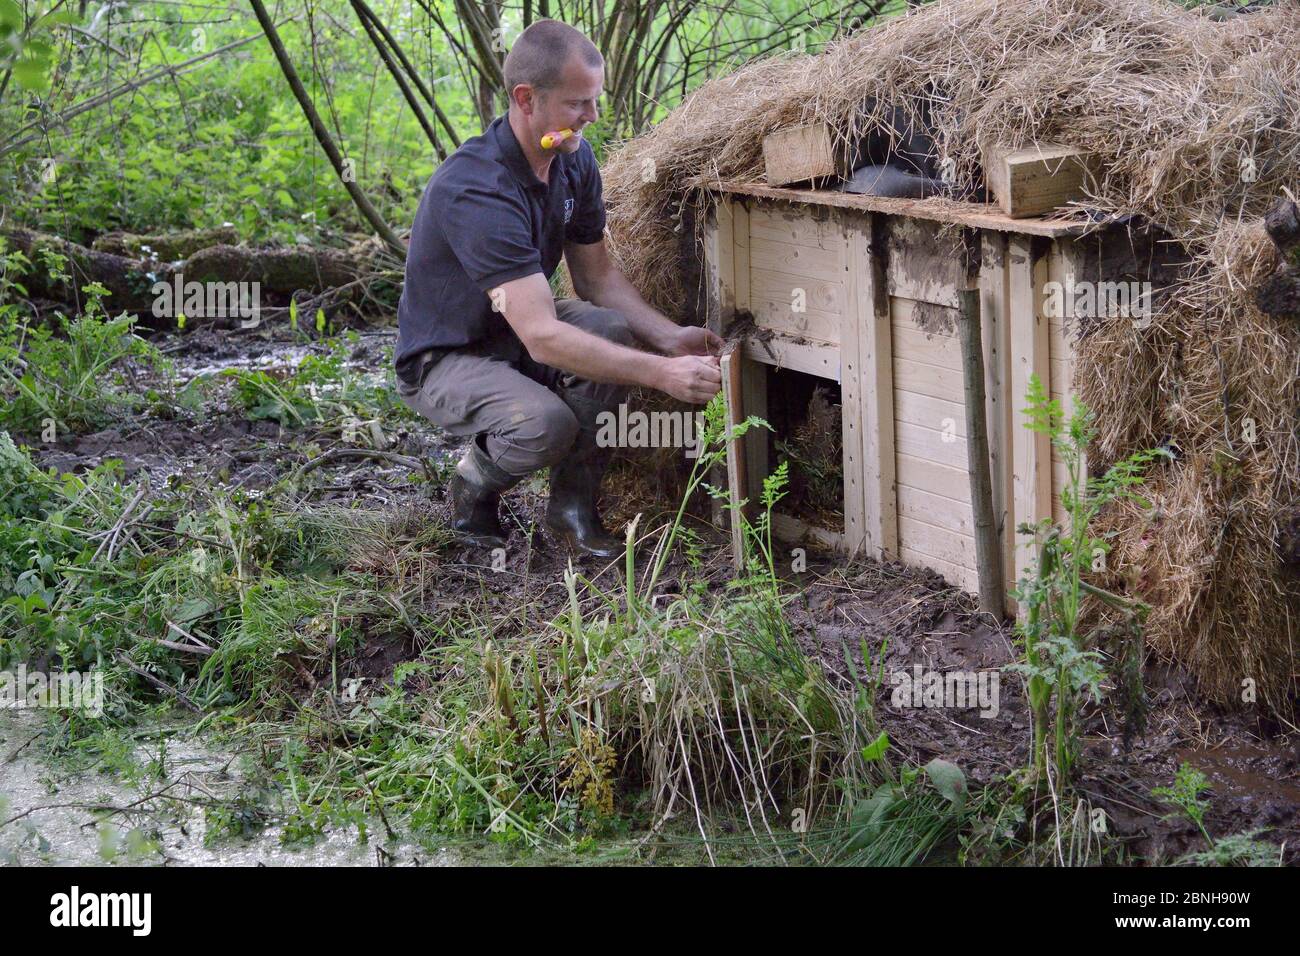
left=667, top=325, right=724, bottom=358
left=659, top=354, right=722, bottom=405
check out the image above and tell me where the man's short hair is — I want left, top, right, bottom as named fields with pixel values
left=503, top=19, right=603, bottom=95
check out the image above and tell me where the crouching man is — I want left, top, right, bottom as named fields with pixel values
left=394, top=19, right=723, bottom=558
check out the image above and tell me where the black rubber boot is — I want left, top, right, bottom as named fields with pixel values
left=449, top=436, right=519, bottom=549
left=546, top=390, right=623, bottom=559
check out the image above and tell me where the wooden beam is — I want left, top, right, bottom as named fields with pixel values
left=704, top=197, right=738, bottom=531
left=740, top=355, right=768, bottom=510
left=732, top=200, right=751, bottom=315
left=956, top=288, right=1006, bottom=617
left=742, top=333, right=840, bottom=379
left=985, top=144, right=1095, bottom=219
left=771, top=512, right=845, bottom=552
left=711, top=183, right=1088, bottom=238
left=1008, top=235, right=1053, bottom=594
left=1049, top=237, right=1089, bottom=533
left=703, top=195, right=737, bottom=336
left=762, top=123, right=847, bottom=187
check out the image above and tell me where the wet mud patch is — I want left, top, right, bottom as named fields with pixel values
left=909, top=301, right=958, bottom=337
left=780, top=543, right=1298, bottom=862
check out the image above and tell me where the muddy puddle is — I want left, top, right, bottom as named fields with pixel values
left=0, top=710, right=454, bottom=867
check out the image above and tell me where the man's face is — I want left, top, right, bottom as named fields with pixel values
left=532, top=57, right=603, bottom=154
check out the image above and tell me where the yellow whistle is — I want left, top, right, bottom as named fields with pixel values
left=540, top=128, right=574, bottom=149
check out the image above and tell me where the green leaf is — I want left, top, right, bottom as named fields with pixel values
left=847, top=783, right=901, bottom=850
left=0, top=0, right=22, bottom=30
left=11, top=58, right=50, bottom=92
left=861, top=730, right=890, bottom=762
left=172, top=596, right=214, bottom=624
left=923, top=758, right=967, bottom=808
left=42, top=11, right=81, bottom=27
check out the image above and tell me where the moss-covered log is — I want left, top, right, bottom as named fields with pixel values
left=91, top=226, right=240, bottom=261
left=4, top=229, right=372, bottom=327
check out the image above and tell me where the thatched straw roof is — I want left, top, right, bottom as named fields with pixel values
left=602, top=0, right=1300, bottom=710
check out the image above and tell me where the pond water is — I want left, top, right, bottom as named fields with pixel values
left=0, top=710, right=456, bottom=867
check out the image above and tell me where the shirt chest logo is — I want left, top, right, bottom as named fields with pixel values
left=563, top=197, right=574, bottom=224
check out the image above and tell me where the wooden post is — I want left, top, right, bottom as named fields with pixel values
left=1008, top=235, right=1053, bottom=593
left=855, top=212, right=898, bottom=561
left=704, top=197, right=737, bottom=532
left=720, top=347, right=747, bottom=569
left=840, top=212, right=869, bottom=556
left=979, top=231, right=1015, bottom=614
left=957, top=289, right=1006, bottom=617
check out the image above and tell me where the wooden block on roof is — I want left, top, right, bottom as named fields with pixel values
left=985, top=144, right=1095, bottom=219
left=763, top=123, right=848, bottom=187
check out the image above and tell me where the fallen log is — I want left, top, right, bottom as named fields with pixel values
left=183, top=243, right=361, bottom=293
left=91, top=226, right=239, bottom=261
left=4, top=228, right=379, bottom=327
left=5, top=227, right=160, bottom=313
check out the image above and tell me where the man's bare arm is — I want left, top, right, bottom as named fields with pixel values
left=564, top=239, right=723, bottom=357
left=493, top=273, right=721, bottom=405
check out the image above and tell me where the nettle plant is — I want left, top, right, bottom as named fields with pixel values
left=1009, top=374, right=1167, bottom=788
left=0, top=244, right=168, bottom=436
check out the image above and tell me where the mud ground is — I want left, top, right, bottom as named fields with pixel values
left=18, top=316, right=1299, bottom=865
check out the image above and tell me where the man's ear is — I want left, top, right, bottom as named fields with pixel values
left=512, top=83, right=537, bottom=116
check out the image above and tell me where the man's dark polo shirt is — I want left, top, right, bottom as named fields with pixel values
left=394, top=114, right=606, bottom=386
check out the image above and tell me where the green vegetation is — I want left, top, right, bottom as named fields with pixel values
left=0, top=0, right=903, bottom=247
left=0, top=272, right=169, bottom=437
left=1152, top=762, right=1278, bottom=866
left=1010, top=374, right=1166, bottom=788
left=1152, top=761, right=1213, bottom=846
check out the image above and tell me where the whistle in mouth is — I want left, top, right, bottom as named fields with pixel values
left=540, top=128, right=575, bottom=149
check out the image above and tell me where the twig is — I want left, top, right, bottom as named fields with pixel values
left=113, top=652, right=202, bottom=712
left=136, top=633, right=214, bottom=657
left=288, top=447, right=428, bottom=483
left=90, top=485, right=149, bottom=563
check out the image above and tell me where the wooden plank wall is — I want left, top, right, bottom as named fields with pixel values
left=885, top=219, right=982, bottom=593
left=746, top=202, right=844, bottom=346
left=710, top=194, right=1080, bottom=612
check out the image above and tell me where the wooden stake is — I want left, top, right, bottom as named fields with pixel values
left=957, top=288, right=1006, bottom=617
left=720, top=347, right=748, bottom=569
